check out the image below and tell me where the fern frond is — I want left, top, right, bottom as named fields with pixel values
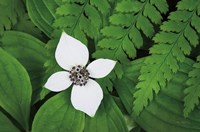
left=184, top=56, right=200, bottom=117
left=93, top=0, right=168, bottom=74
left=13, top=13, right=42, bottom=39
left=0, top=0, right=24, bottom=34
left=134, top=0, right=200, bottom=115
left=53, top=0, right=110, bottom=44
left=93, top=0, right=168, bottom=90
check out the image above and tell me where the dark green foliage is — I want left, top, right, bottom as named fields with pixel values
left=93, top=0, right=168, bottom=90
left=116, top=57, right=200, bottom=132
left=0, top=0, right=24, bottom=34
left=134, top=0, right=200, bottom=115
left=13, top=13, right=43, bottom=39
left=1, top=0, right=200, bottom=131
left=94, top=0, right=168, bottom=62
left=0, top=0, right=42, bottom=38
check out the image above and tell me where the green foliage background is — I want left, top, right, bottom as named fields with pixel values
left=0, top=0, right=200, bottom=132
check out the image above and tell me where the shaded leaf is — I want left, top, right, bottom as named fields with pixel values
left=0, top=48, right=32, bottom=130
left=32, top=90, right=85, bottom=132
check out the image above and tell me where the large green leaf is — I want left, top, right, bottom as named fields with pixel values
left=32, top=90, right=85, bottom=132
left=115, top=57, right=200, bottom=132
left=26, top=0, right=56, bottom=37
left=0, top=110, right=20, bottom=132
left=84, top=95, right=128, bottom=132
left=0, top=31, right=47, bottom=104
left=0, top=48, right=32, bottom=130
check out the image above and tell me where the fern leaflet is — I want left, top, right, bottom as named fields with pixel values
left=184, top=56, right=200, bottom=117
left=134, top=0, right=200, bottom=115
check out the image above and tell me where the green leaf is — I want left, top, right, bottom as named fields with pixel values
left=134, top=0, right=200, bottom=115
left=150, top=0, right=168, bottom=13
left=0, top=48, right=32, bottom=130
left=177, top=35, right=191, bottom=55
left=0, top=31, right=47, bottom=104
left=184, top=56, right=200, bottom=117
left=101, top=26, right=126, bottom=39
left=184, top=26, right=199, bottom=47
left=27, top=0, right=56, bottom=37
left=0, top=111, right=20, bottom=132
left=115, top=1, right=142, bottom=13
left=84, top=95, right=128, bottom=132
left=53, top=16, right=77, bottom=28
left=160, top=21, right=185, bottom=32
left=150, top=44, right=172, bottom=54
left=90, top=0, right=110, bottom=14
left=129, top=26, right=143, bottom=49
left=169, top=11, right=191, bottom=22
left=109, top=14, right=132, bottom=26
left=153, top=32, right=178, bottom=43
left=32, top=90, right=85, bottom=132
left=177, top=0, right=199, bottom=11
left=143, top=3, right=162, bottom=24
left=191, top=14, right=200, bottom=33
left=98, top=38, right=120, bottom=49
left=136, top=15, right=154, bottom=37
left=122, top=36, right=136, bottom=59
left=56, top=3, right=82, bottom=16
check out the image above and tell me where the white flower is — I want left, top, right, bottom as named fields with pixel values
left=44, top=32, right=116, bottom=117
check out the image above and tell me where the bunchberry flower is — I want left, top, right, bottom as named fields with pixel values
left=44, top=32, right=116, bottom=117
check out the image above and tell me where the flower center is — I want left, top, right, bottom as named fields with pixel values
left=69, top=65, right=90, bottom=86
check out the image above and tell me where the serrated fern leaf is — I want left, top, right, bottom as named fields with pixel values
left=94, top=0, right=168, bottom=64
left=0, top=0, right=24, bottom=34
left=53, top=0, right=110, bottom=44
left=184, top=56, right=200, bottom=117
left=93, top=0, right=168, bottom=89
left=94, top=0, right=167, bottom=63
left=134, top=0, right=200, bottom=115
